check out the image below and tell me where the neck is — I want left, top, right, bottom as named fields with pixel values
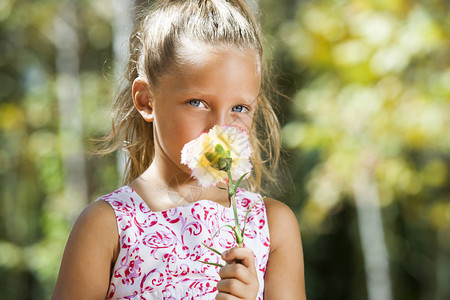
left=138, top=148, right=190, bottom=186
left=130, top=155, right=230, bottom=211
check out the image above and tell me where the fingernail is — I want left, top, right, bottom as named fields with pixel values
left=222, top=250, right=229, bottom=258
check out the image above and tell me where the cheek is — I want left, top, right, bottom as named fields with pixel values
left=231, top=114, right=255, bottom=133
left=166, top=122, right=201, bottom=152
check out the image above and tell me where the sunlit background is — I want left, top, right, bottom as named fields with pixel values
left=0, top=0, right=449, bottom=299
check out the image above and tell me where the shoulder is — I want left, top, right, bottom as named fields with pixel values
left=263, top=198, right=300, bottom=252
left=67, top=200, right=119, bottom=263
left=263, top=197, right=298, bottom=229
left=52, top=200, right=119, bottom=298
left=263, top=197, right=294, bottom=215
left=76, top=200, right=117, bottom=233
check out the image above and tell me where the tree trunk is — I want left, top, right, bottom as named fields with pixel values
left=111, top=0, right=134, bottom=184
left=54, top=1, right=88, bottom=220
left=353, top=166, right=393, bottom=300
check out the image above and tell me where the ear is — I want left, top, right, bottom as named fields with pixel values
left=132, top=77, right=154, bottom=122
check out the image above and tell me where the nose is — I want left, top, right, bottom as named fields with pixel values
left=217, top=110, right=233, bottom=126
left=207, top=108, right=233, bottom=129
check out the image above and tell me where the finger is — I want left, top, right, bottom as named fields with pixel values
left=215, top=292, right=241, bottom=300
left=216, top=278, right=247, bottom=299
left=221, top=247, right=255, bottom=270
left=219, top=262, right=251, bottom=283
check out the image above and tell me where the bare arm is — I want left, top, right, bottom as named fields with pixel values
left=52, top=200, right=119, bottom=300
left=264, top=198, right=306, bottom=299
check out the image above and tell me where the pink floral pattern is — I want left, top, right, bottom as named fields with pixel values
left=99, top=186, right=270, bottom=300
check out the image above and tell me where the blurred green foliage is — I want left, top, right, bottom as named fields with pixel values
left=0, top=0, right=118, bottom=298
left=0, top=0, right=448, bottom=299
left=262, top=0, right=450, bottom=299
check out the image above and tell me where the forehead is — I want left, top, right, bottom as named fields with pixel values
left=175, top=40, right=261, bottom=73
left=155, top=44, right=261, bottom=100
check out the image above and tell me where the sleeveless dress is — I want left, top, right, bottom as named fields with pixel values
left=98, top=186, right=270, bottom=300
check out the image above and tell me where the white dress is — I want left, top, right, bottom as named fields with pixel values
left=99, top=186, right=270, bottom=299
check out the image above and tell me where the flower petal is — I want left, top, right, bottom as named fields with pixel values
left=181, top=125, right=252, bottom=186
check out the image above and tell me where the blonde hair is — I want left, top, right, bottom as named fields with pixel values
left=98, top=0, right=282, bottom=194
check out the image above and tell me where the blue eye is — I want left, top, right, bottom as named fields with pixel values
left=232, top=105, right=248, bottom=113
left=188, top=100, right=205, bottom=108
left=189, top=100, right=201, bottom=106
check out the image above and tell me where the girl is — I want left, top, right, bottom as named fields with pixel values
left=52, top=0, right=305, bottom=299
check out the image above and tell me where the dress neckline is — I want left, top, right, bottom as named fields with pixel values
left=124, top=185, right=234, bottom=213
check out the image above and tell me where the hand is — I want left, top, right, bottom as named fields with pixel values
left=216, top=247, right=259, bottom=300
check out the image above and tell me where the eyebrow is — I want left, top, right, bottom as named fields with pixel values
left=245, top=96, right=259, bottom=106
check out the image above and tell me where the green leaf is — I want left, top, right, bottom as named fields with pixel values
left=198, top=260, right=225, bottom=268
left=234, top=172, right=248, bottom=189
left=242, top=196, right=265, bottom=236
left=201, top=242, right=223, bottom=256
left=210, top=224, right=236, bottom=239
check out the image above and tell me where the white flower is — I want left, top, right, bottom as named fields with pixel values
left=181, top=125, right=252, bottom=187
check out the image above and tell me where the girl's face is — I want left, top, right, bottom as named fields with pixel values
left=149, top=46, right=261, bottom=176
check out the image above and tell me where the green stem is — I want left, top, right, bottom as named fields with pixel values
left=228, top=170, right=243, bottom=247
